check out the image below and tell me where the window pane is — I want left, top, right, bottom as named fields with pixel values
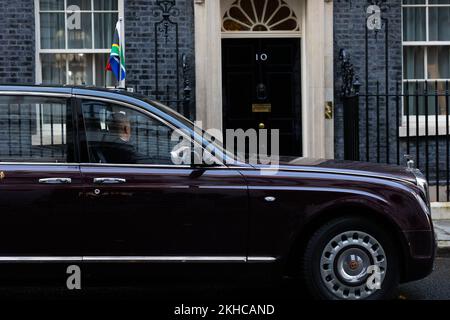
left=429, top=7, right=450, bottom=41
left=403, top=0, right=425, bottom=3
left=94, top=0, right=118, bottom=10
left=95, top=54, right=115, bottom=87
left=68, top=54, right=93, bottom=85
left=426, top=82, right=448, bottom=116
left=404, top=82, right=448, bottom=115
left=405, top=82, right=426, bottom=115
left=428, top=46, right=450, bottom=79
left=0, top=96, right=71, bottom=163
left=81, top=102, right=178, bottom=165
left=223, top=19, right=251, bottom=31
left=429, top=0, right=450, bottom=4
left=403, top=7, right=426, bottom=41
left=404, top=46, right=425, bottom=79
left=41, top=54, right=67, bottom=84
left=94, top=12, right=118, bottom=49
left=40, top=13, right=65, bottom=49
left=40, top=0, right=64, bottom=10
left=67, top=0, right=91, bottom=10
left=67, top=12, right=92, bottom=49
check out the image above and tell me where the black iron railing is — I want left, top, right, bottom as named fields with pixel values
left=344, top=79, right=450, bottom=202
left=338, top=2, right=450, bottom=202
left=148, top=0, right=192, bottom=119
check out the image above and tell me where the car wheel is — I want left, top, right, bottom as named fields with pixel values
left=302, top=216, right=399, bottom=300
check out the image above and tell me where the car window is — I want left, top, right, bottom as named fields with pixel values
left=0, top=95, right=73, bottom=163
left=81, top=100, right=180, bottom=165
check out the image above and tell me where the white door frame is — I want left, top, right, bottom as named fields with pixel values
left=194, top=0, right=334, bottom=159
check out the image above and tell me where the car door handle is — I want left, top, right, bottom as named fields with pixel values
left=38, top=178, right=72, bottom=184
left=93, top=178, right=127, bottom=185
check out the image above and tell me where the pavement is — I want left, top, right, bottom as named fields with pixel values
left=434, top=219, right=450, bottom=250
left=398, top=255, right=450, bottom=300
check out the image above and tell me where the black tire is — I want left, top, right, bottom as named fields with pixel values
left=302, top=216, right=399, bottom=300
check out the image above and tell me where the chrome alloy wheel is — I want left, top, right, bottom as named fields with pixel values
left=319, top=230, right=387, bottom=300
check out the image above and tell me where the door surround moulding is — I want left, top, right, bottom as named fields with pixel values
left=194, top=0, right=334, bottom=159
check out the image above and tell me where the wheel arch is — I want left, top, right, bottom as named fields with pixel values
left=284, top=203, right=410, bottom=282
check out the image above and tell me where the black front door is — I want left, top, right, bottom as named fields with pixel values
left=222, top=38, right=302, bottom=157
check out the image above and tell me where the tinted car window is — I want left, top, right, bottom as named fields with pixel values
left=0, top=95, right=73, bottom=163
left=81, top=100, right=179, bottom=165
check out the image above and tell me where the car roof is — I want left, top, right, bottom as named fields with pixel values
left=0, top=84, right=164, bottom=112
left=0, top=84, right=73, bottom=95
left=0, top=84, right=195, bottom=132
left=0, top=84, right=141, bottom=98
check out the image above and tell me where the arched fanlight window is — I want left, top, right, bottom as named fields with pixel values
left=222, top=0, right=299, bottom=32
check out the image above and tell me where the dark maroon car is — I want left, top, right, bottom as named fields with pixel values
left=0, top=85, right=435, bottom=300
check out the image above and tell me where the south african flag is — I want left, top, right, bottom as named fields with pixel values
left=106, top=20, right=126, bottom=85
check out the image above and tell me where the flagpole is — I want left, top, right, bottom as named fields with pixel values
left=119, top=16, right=125, bottom=89
left=106, top=17, right=126, bottom=89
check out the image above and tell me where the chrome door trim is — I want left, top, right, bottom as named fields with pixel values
left=0, top=257, right=82, bottom=262
left=247, top=256, right=277, bottom=262
left=82, top=256, right=247, bottom=263
left=0, top=91, right=72, bottom=98
left=0, top=256, right=277, bottom=263
left=81, top=163, right=192, bottom=169
left=0, top=162, right=80, bottom=166
left=0, top=162, right=193, bottom=169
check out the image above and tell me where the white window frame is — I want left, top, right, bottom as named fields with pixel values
left=401, top=0, right=450, bottom=136
left=35, top=0, right=125, bottom=87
